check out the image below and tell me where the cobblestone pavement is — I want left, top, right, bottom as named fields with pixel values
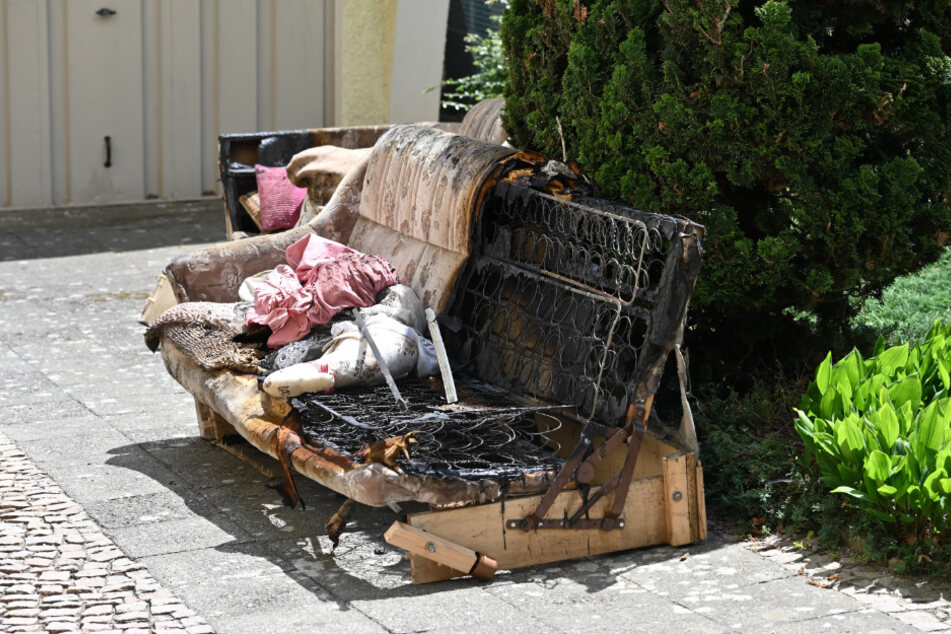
left=0, top=200, right=945, bottom=633
left=0, top=432, right=211, bottom=633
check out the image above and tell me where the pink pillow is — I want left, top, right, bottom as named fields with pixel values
left=255, top=164, right=307, bottom=233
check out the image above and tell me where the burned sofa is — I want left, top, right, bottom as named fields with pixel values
left=146, top=123, right=706, bottom=583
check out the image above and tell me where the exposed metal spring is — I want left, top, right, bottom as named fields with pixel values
left=291, top=381, right=566, bottom=482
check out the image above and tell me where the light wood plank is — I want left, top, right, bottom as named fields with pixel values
left=663, top=453, right=692, bottom=546
left=195, top=399, right=235, bottom=441
left=138, top=274, right=178, bottom=326
left=696, top=460, right=708, bottom=541
left=685, top=452, right=700, bottom=542
left=385, top=522, right=478, bottom=575
left=407, top=475, right=667, bottom=583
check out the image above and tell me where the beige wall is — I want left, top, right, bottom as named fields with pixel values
left=0, top=0, right=448, bottom=208
left=335, top=0, right=398, bottom=126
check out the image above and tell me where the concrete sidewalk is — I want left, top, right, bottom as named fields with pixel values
left=0, top=201, right=945, bottom=633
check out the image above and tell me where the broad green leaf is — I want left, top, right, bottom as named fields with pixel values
left=814, top=431, right=835, bottom=456
left=889, top=376, right=922, bottom=411
left=836, top=378, right=853, bottom=404
left=816, top=352, right=832, bottom=394
left=820, top=387, right=837, bottom=420
left=865, top=450, right=890, bottom=481
left=879, top=385, right=891, bottom=409
left=854, top=380, right=869, bottom=411
left=872, top=404, right=899, bottom=448
left=909, top=345, right=922, bottom=372
left=834, top=416, right=865, bottom=461
left=924, top=469, right=947, bottom=500
left=801, top=382, right=823, bottom=414
left=874, top=335, right=887, bottom=357
left=907, top=484, right=921, bottom=502
left=940, top=479, right=951, bottom=495
left=877, top=484, right=898, bottom=496
left=879, top=344, right=909, bottom=376
left=915, top=400, right=947, bottom=456
left=938, top=448, right=951, bottom=473
left=794, top=410, right=816, bottom=454
left=863, top=421, right=880, bottom=451
left=929, top=334, right=946, bottom=353
left=831, top=485, right=869, bottom=501
left=843, top=350, right=862, bottom=388
left=899, top=401, right=914, bottom=434
left=939, top=361, right=950, bottom=392
left=836, top=463, right=860, bottom=485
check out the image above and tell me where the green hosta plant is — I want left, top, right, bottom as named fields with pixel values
left=795, top=321, right=951, bottom=543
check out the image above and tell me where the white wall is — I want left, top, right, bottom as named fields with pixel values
left=0, top=0, right=447, bottom=208
left=390, top=0, right=449, bottom=124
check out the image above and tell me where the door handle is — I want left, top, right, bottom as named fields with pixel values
left=104, top=136, right=112, bottom=168
left=95, top=8, right=117, bottom=17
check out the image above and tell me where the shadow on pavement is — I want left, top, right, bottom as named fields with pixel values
left=0, top=200, right=226, bottom=261
left=104, top=435, right=624, bottom=607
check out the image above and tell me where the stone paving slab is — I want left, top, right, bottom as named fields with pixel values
left=0, top=200, right=941, bottom=633
left=749, top=536, right=951, bottom=632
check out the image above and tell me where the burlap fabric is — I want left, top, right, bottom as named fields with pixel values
left=145, top=302, right=268, bottom=374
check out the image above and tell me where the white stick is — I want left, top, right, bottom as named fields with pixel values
left=425, top=308, right=458, bottom=404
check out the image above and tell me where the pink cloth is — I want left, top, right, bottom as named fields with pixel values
left=256, top=165, right=307, bottom=233
left=286, top=231, right=357, bottom=284
left=247, top=234, right=400, bottom=347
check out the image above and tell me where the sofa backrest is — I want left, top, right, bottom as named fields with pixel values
left=457, top=98, right=508, bottom=145
left=346, top=125, right=514, bottom=312
left=446, top=182, right=705, bottom=427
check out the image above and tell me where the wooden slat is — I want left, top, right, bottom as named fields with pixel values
left=663, top=453, right=692, bottom=546
left=138, top=274, right=178, bottom=326
left=685, top=452, right=700, bottom=542
left=407, top=475, right=667, bottom=584
left=696, top=460, right=708, bottom=541
left=384, top=522, right=478, bottom=575
left=410, top=554, right=458, bottom=584
left=195, top=399, right=235, bottom=442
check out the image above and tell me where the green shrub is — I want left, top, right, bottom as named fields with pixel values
left=693, top=378, right=803, bottom=526
left=854, top=248, right=951, bottom=345
left=795, top=321, right=951, bottom=544
left=434, top=16, right=506, bottom=113
left=501, top=0, right=951, bottom=337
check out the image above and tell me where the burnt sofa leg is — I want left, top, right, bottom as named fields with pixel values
left=194, top=399, right=235, bottom=441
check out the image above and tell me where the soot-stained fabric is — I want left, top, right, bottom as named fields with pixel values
left=145, top=302, right=269, bottom=374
